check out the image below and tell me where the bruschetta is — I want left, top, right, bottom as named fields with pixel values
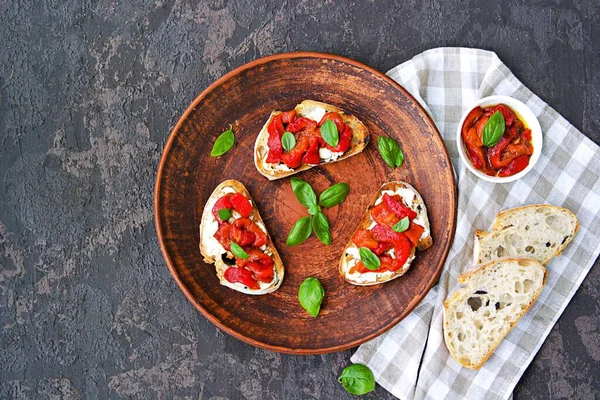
left=339, top=181, right=432, bottom=286
left=254, top=100, right=369, bottom=180
left=199, top=180, right=284, bottom=294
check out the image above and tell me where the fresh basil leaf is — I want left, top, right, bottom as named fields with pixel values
left=286, top=216, right=312, bottom=246
left=482, top=111, right=506, bottom=147
left=290, top=177, right=317, bottom=208
left=210, top=125, right=234, bottom=157
left=319, top=182, right=350, bottom=208
left=298, top=277, right=325, bottom=317
left=392, top=216, right=410, bottom=233
left=311, top=212, right=331, bottom=245
left=320, top=119, right=339, bottom=147
left=359, top=247, right=380, bottom=270
left=378, top=136, right=404, bottom=168
left=281, top=131, right=296, bottom=152
left=230, top=242, right=249, bottom=259
left=338, top=364, right=376, bottom=395
left=217, top=208, right=231, bottom=221
left=308, top=204, right=321, bottom=216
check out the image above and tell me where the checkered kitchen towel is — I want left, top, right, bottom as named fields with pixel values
left=351, top=48, right=600, bottom=399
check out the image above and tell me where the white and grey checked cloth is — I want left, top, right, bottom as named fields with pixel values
left=351, top=47, right=600, bottom=400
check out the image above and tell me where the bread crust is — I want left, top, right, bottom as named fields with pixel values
left=199, top=179, right=284, bottom=295
left=474, top=204, right=579, bottom=265
left=253, top=100, right=369, bottom=180
left=339, top=181, right=432, bottom=286
left=443, top=257, right=547, bottom=370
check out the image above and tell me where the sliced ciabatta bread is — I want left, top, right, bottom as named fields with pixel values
left=443, top=258, right=546, bottom=369
left=199, top=180, right=284, bottom=294
left=340, top=181, right=432, bottom=286
left=474, top=204, right=578, bottom=266
left=254, top=100, right=369, bottom=180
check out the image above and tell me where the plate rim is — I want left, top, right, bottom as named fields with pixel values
left=154, top=51, right=457, bottom=354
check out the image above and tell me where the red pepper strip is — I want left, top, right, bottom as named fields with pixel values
left=214, top=223, right=232, bottom=250
left=475, top=115, right=490, bottom=139
left=325, top=124, right=352, bottom=153
left=371, top=202, right=401, bottom=226
left=498, top=155, right=530, bottom=177
left=466, top=146, right=484, bottom=169
left=212, top=195, right=233, bottom=222
left=462, top=107, right=483, bottom=137
left=373, top=242, right=393, bottom=255
left=236, top=249, right=274, bottom=282
left=229, top=225, right=255, bottom=247
left=494, top=104, right=515, bottom=126
left=303, top=136, right=321, bottom=165
left=281, top=135, right=310, bottom=168
left=266, top=114, right=285, bottom=163
left=351, top=229, right=379, bottom=250
left=280, top=110, right=296, bottom=124
left=390, top=234, right=411, bottom=271
left=232, top=218, right=267, bottom=247
left=487, top=135, right=512, bottom=169
left=318, top=112, right=346, bottom=133
left=404, top=222, right=425, bottom=247
left=383, top=194, right=417, bottom=221
left=224, top=267, right=260, bottom=290
left=229, top=193, right=253, bottom=218
left=522, top=128, right=532, bottom=142
left=286, top=117, right=317, bottom=134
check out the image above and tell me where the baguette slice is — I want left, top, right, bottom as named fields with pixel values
left=443, top=258, right=547, bottom=369
left=254, top=100, right=369, bottom=180
left=474, top=204, right=578, bottom=266
left=199, top=180, right=284, bottom=294
left=339, top=181, right=432, bottom=286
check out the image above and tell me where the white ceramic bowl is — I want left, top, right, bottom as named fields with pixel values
left=456, top=95, right=543, bottom=183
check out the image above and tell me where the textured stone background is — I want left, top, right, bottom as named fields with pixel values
left=1, top=0, right=599, bottom=399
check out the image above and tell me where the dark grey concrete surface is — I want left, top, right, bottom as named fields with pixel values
left=0, top=0, right=598, bottom=399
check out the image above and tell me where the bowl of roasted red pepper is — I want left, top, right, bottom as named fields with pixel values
left=457, top=95, right=542, bottom=182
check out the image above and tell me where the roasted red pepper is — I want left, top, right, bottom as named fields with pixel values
left=404, top=222, right=425, bottom=247
left=371, top=202, right=401, bottom=226
left=224, top=267, right=260, bottom=290
left=266, top=114, right=285, bottom=163
left=498, top=155, right=530, bottom=177
left=383, top=194, right=417, bottom=221
left=229, top=193, right=253, bottom=218
left=212, top=195, right=233, bottom=223
left=236, top=249, right=274, bottom=282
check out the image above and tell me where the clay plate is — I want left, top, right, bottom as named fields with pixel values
left=154, top=52, right=457, bottom=354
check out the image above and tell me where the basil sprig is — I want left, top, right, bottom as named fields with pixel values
left=281, top=131, right=296, bottom=152
left=338, top=364, right=376, bottom=395
left=359, top=247, right=380, bottom=270
left=218, top=208, right=231, bottom=221
left=210, top=125, right=235, bottom=157
left=319, top=183, right=350, bottom=208
left=286, top=216, right=312, bottom=246
left=298, top=277, right=325, bottom=317
left=392, top=216, right=409, bottom=233
left=320, top=119, right=339, bottom=147
left=290, top=178, right=317, bottom=208
left=287, top=179, right=350, bottom=246
left=311, top=212, right=332, bottom=245
left=378, top=136, right=404, bottom=168
left=482, top=111, right=506, bottom=147
left=230, top=242, right=249, bottom=259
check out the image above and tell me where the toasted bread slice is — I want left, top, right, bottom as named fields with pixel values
left=339, top=181, right=432, bottom=286
left=199, top=180, right=284, bottom=294
left=254, top=100, right=369, bottom=180
left=443, top=258, right=546, bottom=369
left=474, top=204, right=578, bottom=266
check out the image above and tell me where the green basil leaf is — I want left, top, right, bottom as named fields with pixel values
left=210, top=125, right=234, bottom=157
left=217, top=208, right=231, bottom=221
left=319, top=182, right=350, bottom=208
left=482, top=111, right=506, bottom=147
left=230, top=242, right=249, bottom=259
left=392, top=216, right=410, bottom=233
left=281, top=131, right=296, bottom=152
left=308, top=204, right=321, bottom=216
left=320, top=119, right=339, bottom=147
left=298, top=277, right=325, bottom=317
left=378, top=136, right=404, bottom=168
left=286, top=216, right=312, bottom=246
left=311, top=212, right=331, bottom=245
left=338, top=364, right=376, bottom=395
left=290, top=177, right=317, bottom=208
left=359, top=247, right=380, bottom=270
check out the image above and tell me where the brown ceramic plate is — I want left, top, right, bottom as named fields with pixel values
left=154, top=52, right=456, bottom=354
